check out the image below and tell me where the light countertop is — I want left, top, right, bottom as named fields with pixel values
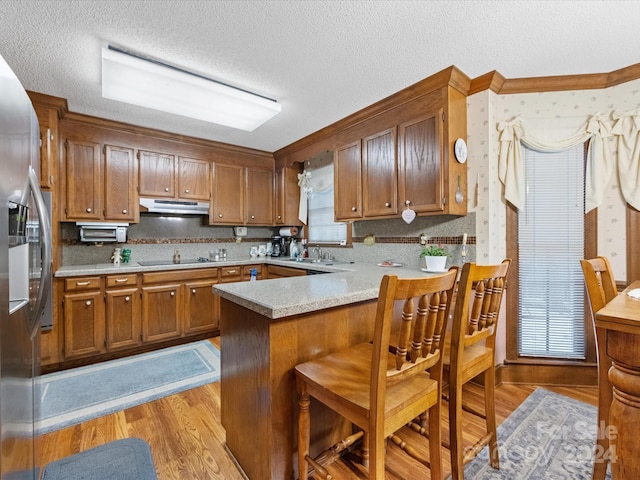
left=55, top=257, right=447, bottom=320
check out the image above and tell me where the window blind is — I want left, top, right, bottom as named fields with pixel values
left=306, top=163, right=347, bottom=244
left=518, top=145, right=586, bottom=359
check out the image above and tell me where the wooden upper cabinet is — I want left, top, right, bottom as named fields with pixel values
left=104, top=145, right=138, bottom=222
left=334, top=141, right=363, bottom=221
left=362, top=128, right=397, bottom=217
left=274, top=165, right=303, bottom=226
left=138, top=150, right=176, bottom=198
left=246, top=167, right=273, bottom=225
left=211, top=163, right=245, bottom=224
left=178, top=156, right=210, bottom=200
left=398, top=111, right=444, bottom=214
left=64, top=139, right=102, bottom=221
left=33, top=106, right=57, bottom=189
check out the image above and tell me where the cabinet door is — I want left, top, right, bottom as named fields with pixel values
left=62, top=291, right=105, bottom=359
left=246, top=167, right=273, bottom=225
left=105, top=287, right=141, bottom=351
left=362, top=128, right=397, bottom=217
left=64, top=139, right=101, bottom=221
left=334, top=141, right=363, bottom=221
left=178, top=157, right=210, bottom=200
left=184, top=279, right=219, bottom=334
left=274, top=166, right=302, bottom=226
left=211, top=163, right=245, bottom=224
left=141, top=284, right=182, bottom=343
left=104, top=145, right=138, bottom=222
left=34, top=106, right=56, bottom=189
left=138, top=150, right=176, bottom=198
left=398, top=112, right=444, bottom=213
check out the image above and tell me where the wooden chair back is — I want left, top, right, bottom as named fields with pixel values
left=372, top=269, right=458, bottom=398
left=580, top=256, right=617, bottom=314
left=580, top=256, right=617, bottom=480
left=448, top=260, right=511, bottom=368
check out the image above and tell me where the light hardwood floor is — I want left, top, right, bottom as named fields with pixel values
left=36, top=338, right=598, bottom=479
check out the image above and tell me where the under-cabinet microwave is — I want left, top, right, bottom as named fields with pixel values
left=77, top=222, right=128, bottom=243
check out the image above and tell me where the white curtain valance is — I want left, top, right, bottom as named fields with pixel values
left=497, top=113, right=621, bottom=212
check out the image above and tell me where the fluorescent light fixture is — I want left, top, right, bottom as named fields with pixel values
left=101, top=46, right=281, bottom=132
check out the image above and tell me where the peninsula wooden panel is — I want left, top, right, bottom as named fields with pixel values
left=220, top=298, right=377, bottom=480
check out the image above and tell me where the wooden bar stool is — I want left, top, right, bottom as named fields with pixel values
left=580, top=256, right=617, bottom=480
left=444, top=259, right=510, bottom=480
left=294, top=269, right=458, bottom=480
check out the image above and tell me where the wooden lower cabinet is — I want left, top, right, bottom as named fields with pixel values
left=266, top=264, right=308, bottom=278
left=105, top=287, right=141, bottom=351
left=184, top=279, right=220, bottom=334
left=56, top=267, right=221, bottom=367
left=62, top=289, right=106, bottom=359
left=141, top=283, right=183, bottom=343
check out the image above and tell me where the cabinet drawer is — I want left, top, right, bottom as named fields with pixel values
left=64, top=276, right=101, bottom=291
left=142, top=268, right=218, bottom=285
left=219, top=266, right=242, bottom=282
left=105, top=274, right=138, bottom=288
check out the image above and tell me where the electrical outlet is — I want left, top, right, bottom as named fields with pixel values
left=420, top=234, right=428, bottom=245
left=234, top=226, right=247, bottom=237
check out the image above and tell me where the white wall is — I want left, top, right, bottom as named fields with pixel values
left=467, top=78, right=640, bottom=364
left=468, top=77, right=640, bottom=283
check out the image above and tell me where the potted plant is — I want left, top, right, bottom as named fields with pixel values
left=420, top=244, right=448, bottom=272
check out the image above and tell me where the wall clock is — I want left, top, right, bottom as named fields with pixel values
left=454, top=138, right=467, bottom=164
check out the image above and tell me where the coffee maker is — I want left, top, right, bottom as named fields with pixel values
left=270, top=235, right=285, bottom=257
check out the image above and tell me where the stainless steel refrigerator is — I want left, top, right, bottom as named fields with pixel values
left=1, top=53, right=52, bottom=479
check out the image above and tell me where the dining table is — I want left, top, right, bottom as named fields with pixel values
left=595, top=280, right=640, bottom=479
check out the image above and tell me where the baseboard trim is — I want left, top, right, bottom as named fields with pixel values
left=498, top=362, right=597, bottom=386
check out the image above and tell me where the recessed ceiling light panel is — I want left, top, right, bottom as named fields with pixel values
left=101, top=47, right=281, bottom=132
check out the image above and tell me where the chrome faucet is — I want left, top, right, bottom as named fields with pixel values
left=313, top=247, right=323, bottom=260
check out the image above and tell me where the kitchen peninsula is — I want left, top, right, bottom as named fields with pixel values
left=213, top=261, right=440, bottom=480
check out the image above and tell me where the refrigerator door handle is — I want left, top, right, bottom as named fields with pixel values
left=27, top=166, right=52, bottom=339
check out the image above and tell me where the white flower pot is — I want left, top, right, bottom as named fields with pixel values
left=424, top=256, right=447, bottom=272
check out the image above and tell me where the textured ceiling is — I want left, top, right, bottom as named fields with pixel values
left=1, top=0, right=639, bottom=153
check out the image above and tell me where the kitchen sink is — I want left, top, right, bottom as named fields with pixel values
left=285, top=258, right=349, bottom=266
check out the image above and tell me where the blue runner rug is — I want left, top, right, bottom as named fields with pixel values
left=36, top=340, right=220, bottom=435
left=462, top=387, right=611, bottom=479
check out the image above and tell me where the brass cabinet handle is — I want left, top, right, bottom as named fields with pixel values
left=385, top=202, right=391, bottom=207
left=218, top=213, right=223, bottom=218
left=191, top=289, right=196, bottom=294
left=85, top=300, right=91, bottom=306
left=351, top=206, right=357, bottom=212
left=251, top=215, right=255, bottom=219
left=122, top=209, right=127, bottom=214
left=86, top=207, right=92, bottom=213
left=164, top=187, right=169, bottom=192
left=76, top=281, right=90, bottom=286
left=227, top=269, right=237, bottom=274
left=115, top=278, right=128, bottom=283
left=124, top=296, right=130, bottom=302
left=405, top=200, right=411, bottom=206
left=185, top=189, right=190, bottom=193
left=170, top=291, right=175, bottom=297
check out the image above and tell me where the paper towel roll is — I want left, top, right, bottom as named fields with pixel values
left=279, top=227, right=299, bottom=237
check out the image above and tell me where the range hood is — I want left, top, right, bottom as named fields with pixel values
left=139, top=198, right=209, bottom=215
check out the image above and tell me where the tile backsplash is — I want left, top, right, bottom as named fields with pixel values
left=61, top=212, right=476, bottom=270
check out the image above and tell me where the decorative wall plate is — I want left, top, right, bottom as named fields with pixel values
left=454, top=138, right=468, bottom=164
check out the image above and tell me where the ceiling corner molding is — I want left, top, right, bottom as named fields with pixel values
left=469, top=63, right=640, bottom=96
left=26, top=90, right=68, bottom=117
left=606, top=63, right=640, bottom=88
left=468, top=71, right=506, bottom=96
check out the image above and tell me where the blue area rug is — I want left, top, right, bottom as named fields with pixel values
left=36, top=340, right=220, bottom=435
left=42, top=437, right=157, bottom=480
left=462, top=387, right=611, bottom=479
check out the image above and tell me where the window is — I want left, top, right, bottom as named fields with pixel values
left=517, top=144, right=586, bottom=359
left=305, top=161, right=347, bottom=245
